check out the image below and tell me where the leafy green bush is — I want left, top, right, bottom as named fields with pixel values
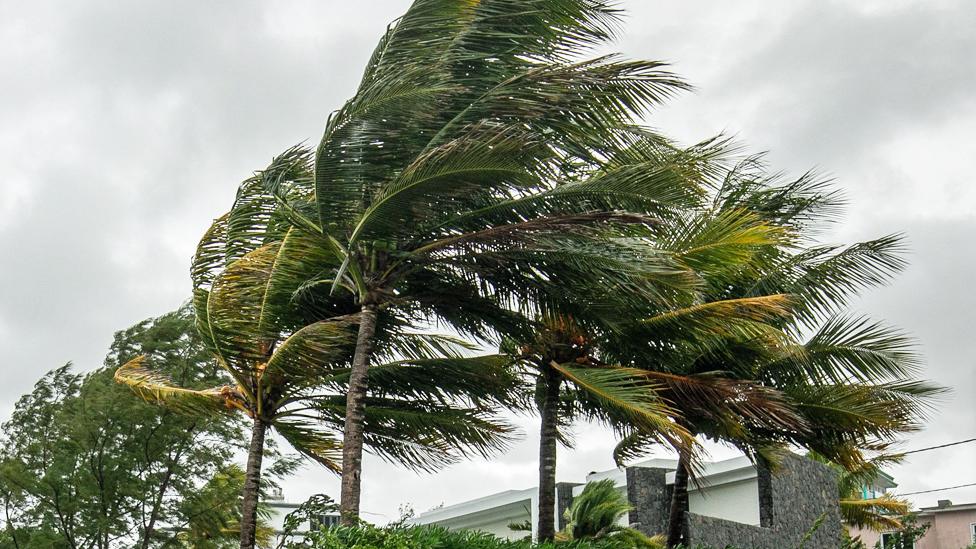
left=302, top=524, right=658, bottom=549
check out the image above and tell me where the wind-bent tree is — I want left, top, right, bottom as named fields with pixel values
left=253, top=0, right=727, bottom=525
left=0, top=307, right=246, bottom=549
left=117, top=178, right=520, bottom=549
left=510, top=185, right=813, bottom=540
left=603, top=158, right=942, bottom=547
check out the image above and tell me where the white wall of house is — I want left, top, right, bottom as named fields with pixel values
left=679, top=456, right=762, bottom=526
left=408, top=488, right=537, bottom=540
left=689, top=477, right=760, bottom=526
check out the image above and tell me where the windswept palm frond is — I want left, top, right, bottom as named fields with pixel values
left=641, top=294, right=792, bottom=335
left=551, top=363, right=692, bottom=453
left=765, top=315, right=922, bottom=385
left=114, top=355, right=245, bottom=415
left=295, top=396, right=515, bottom=473
left=746, top=235, right=908, bottom=325
left=841, top=495, right=907, bottom=531
left=272, top=420, right=343, bottom=473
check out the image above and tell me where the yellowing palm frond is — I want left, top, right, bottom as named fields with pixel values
left=841, top=494, right=908, bottom=531
left=114, top=355, right=246, bottom=415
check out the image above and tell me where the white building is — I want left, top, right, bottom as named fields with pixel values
left=409, top=455, right=765, bottom=541
left=410, top=453, right=843, bottom=549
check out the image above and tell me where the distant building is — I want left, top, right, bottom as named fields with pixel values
left=264, top=488, right=340, bottom=539
left=856, top=499, right=976, bottom=549
left=409, top=453, right=841, bottom=549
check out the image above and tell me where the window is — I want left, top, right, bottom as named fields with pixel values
left=971, top=522, right=976, bottom=543
left=880, top=532, right=916, bottom=549
left=312, top=514, right=340, bottom=529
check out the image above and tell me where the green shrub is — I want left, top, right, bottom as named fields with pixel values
left=302, top=524, right=658, bottom=549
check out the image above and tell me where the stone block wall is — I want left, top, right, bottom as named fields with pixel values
left=555, top=482, right=580, bottom=530
left=685, top=454, right=841, bottom=549
left=623, top=454, right=840, bottom=549
left=626, top=466, right=671, bottom=536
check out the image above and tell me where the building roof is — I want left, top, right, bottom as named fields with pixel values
left=412, top=487, right=536, bottom=524
left=918, top=501, right=976, bottom=514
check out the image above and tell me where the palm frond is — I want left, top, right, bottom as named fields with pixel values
left=272, top=420, right=343, bottom=473
left=840, top=495, right=908, bottom=531
left=748, top=235, right=908, bottom=324
left=767, top=315, right=921, bottom=385
left=305, top=396, right=515, bottom=472
left=114, top=355, right=245, bottom=415
left=363, top=354, right=525, bottom=409
left=263, top=316, right=359, bottom=395
left=551, top=363, right=691, bottom=452
left=641, top=294, right=792, bottom=336
left=640, top=370, right=808, bottom=438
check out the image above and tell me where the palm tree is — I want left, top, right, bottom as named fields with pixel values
left=556, top=479, right=664, bottom=548
left=511, top=314, right=696, bottom=541
left=602, top=158, right=942, bottom=547
left=118, top=178, right=521, bottom=549
left=506, top=167, right=817, bottom=540
left=253, top=0, right=724, bottom=524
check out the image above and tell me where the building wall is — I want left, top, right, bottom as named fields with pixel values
left=429, top=501, right=533, bottom=541
left=684, top=455, right=842, bottom=549
left=412, top=454, right=839, bottom=547
left=848, top=525, right=882, bottom=548
left=915, top=509, right=976, bottom=549
left=689, top=477, right=761, bottom=526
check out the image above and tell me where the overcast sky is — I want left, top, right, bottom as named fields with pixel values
left=1, top=0, right=973, bottom=522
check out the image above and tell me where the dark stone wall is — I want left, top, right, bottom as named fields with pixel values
left=555, top=482, right=580, bottom=530
left=626, top=466, right=671, bottom=536
left=685, top=454, right=841, bottom=549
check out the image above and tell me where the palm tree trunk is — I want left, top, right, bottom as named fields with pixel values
left=240, top=415, right=267, bottom=549
left=536, top=365, right=562, bottom=542
left=666, top=451, right=691, bottom=548
left=339, top=303, right=379, bottom=525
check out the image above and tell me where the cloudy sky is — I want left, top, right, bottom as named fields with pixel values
left=1, top=0, right=973, bottom=522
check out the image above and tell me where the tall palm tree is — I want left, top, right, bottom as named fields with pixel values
left=117, top=178, right=521, bottom=549
left=604, top=158, right=942, bottom=547
left=254, top=0, right=723, bottom=524
left=507, top=196, right=811, bottom=541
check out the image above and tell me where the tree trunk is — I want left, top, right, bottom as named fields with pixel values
left=536, top=365, right=562, bottom=542
left=666, top=451, right=691, bottom=548
left=339, top=303, right=379, bottom=525
left=239, top=415, right=267, bottom=549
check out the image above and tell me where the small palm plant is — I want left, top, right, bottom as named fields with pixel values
left=557, top=479, right=664, bottom=548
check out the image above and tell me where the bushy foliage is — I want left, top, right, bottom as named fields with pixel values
left=0, top=306, right=249, bottom=548
left=300, top=524, right=655, bottom=549
left=872, top=513, right=930, bottom=549
left=558, top=480, right=662, bottom=548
